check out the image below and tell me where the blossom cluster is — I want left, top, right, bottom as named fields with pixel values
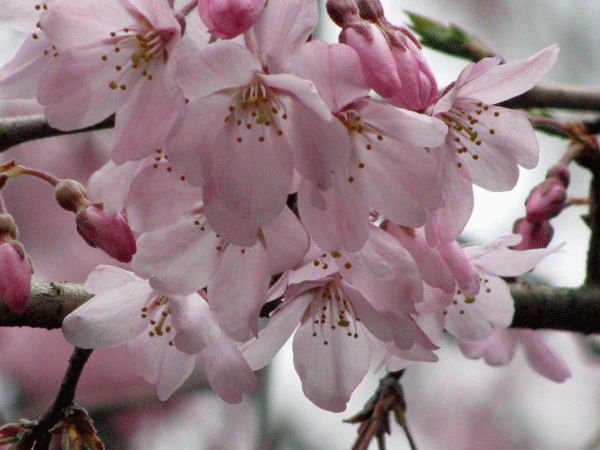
left=0, top=0, right=564, bottom=410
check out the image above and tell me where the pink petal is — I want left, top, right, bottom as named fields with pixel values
left=456, top=45, right=559, bottom=105
left=201, top=340, right=258, bottom=403
left=62, top=277, right=154, bottom=348
left=293, top=312, right=371, bottom=412
left=127, top=331, right=196, bottom=400
left=110, top=68, right=184, bottom=163
left=298, top=174, right=370, bottom=253
left=207, top=243, right=270, bottom=341
left=242, top=294, right=311, bottom=370
left=176, top=41, right=260, bottom=99
left=520, top=330, right=571, bottom=382
left=261, top=206, right=310, bottom=274
left=132, top=217, right=222, bottom=294
left=252, top=0, right=318, bottom=72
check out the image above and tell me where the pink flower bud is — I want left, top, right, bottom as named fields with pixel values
left=512, top=218, right=554, bottom=250
left=0, top=241, right=32, bottom=313
left=198, top=0, right=267, bottom=39
left=76, top=204, right=137, bottom=263
left=525, top=177, right=567, bottom=223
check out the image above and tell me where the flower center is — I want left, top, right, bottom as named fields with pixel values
left=439, top=100, right=500, bottom=168
left=223, top=77, right=287, bottom=143
left=102, top=19, right=174, bottom=91
left=140, top=295, right=175, bottom=346
left=305, top=280, right=361, bottom=345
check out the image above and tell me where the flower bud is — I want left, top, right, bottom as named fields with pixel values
left=326, top=0, right=361, bottom=28
left=54, top=179, right=88, bottom=213
left=512, top=218, right=554, bottom=250
left=0, top=241, right=32, bottom=313
left=198, top=0, right=267, bottom=39
left=525, top=177, right=567, bottom=223
left=76, top=204, right=137, bottom=263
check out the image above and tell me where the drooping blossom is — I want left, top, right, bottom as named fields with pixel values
left=426, top=45, right=560, bottom=245
left=63, top=265, right=258, bottom=403
left=243, top=227, right=436, bottom=412
left=168, top=0, right=345, bottom=244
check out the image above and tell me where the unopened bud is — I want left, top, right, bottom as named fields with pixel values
left=0, top=241, right=32, bottom=313
left=55, top=179, right=89, bottom=213
left=512, top=218, right=554, bottom=250
left=526, top=177, right=567, bottom=223
left=546, top=163, right=570, bottom=188
left=326, top=0, right=360, bottom=28
left=198, top=0, right=267, bottom=39
left=76, top=204, right=137, bottom=263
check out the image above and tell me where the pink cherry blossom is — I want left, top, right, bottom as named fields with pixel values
left=426, top=234, right=563, bottom=341
left=169, top=0, right=346, bottom=239
left=63, top=265, right=257, bottom=402
left=34, top=0, right=187, bottom=163
left=288, top=40, right=446, bottom=251
left=243, top=230, right=435, bottom=412
left=426, top=45, right=560, bottom=245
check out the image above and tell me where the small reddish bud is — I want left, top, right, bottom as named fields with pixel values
left=512, top=218, right=554, bottom=250
left=198, top=0, right=267, bottom=39
left=546, top=163, right=570, bottom=188
left=525, top=177, right=567, bottom=223
left=76, top=204, right=137, bottom=263
left=0, top=241, right=33, bottom=313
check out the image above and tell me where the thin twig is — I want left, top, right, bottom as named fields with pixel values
left=19, top=347, right=94, bottom=450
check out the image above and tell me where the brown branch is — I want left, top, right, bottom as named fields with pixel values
left=0, top=282, right=92, bottom=329
left=510, top=284, right=600, bottom=334
left=500, top=84, right=600, bottom=112
left=0, top=114, right=115, bottom=153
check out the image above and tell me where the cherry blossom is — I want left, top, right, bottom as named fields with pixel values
left=243, top=229, right=435, bottom=412
left=424, top=235, right=563, bottom=341
left=168, top=0, right=346, bottom=241
left=63, top=265, right=257, bottom=402
left=426, top=45, right=560, bottom=244
left=288, top=40, right=446, bottom=251
left=25, top=0, right=189, bottom=162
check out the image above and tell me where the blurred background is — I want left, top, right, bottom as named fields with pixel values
left=1, top=0, right=600, bottom=448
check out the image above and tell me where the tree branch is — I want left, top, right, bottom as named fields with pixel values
left=0, top=114, right=115, bottom=153
left=500, top=84, right=600, bottom=112
left=0, top=282, right=92, bottom=329
left=510, top=283, right=600, bottom=334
